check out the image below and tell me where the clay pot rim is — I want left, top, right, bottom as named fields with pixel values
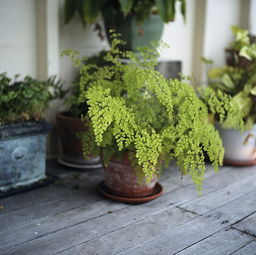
left=57, top=111, right=87, bottom=124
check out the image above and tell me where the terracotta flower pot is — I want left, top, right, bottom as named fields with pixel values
left=225, top=48, right=252, bottom=69
left=103, top=155, right=157, bottom=197
left=56, top=111, right=101, bottom=169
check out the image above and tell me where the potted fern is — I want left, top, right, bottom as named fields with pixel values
left=64, top=0, right=186, bottom=51
left=0, top=73, right=63, bottom=193
left=62, top=33, right=223, bottom=202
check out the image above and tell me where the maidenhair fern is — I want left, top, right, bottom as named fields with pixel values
left=63, top=33, right=224, bottom=191
left=198, top=87, right=244, bottom=131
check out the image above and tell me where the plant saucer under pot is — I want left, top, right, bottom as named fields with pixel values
left=56, top=111, right=101, bottom=169
left=216, top=123, right=256, bottom=166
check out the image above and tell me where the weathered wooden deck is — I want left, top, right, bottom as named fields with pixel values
left=0, top=160, right=256, bottom=255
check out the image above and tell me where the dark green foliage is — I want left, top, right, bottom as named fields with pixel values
left=63, top=33, right=223, bottom=191
left=0, top=73, right=65, bottom=125
left=64, top=0, right=186, bottom=26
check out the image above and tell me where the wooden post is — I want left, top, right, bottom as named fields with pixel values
left=36, top=0, right=59, bottom=79
left=36, top=0, right=60, bottom=158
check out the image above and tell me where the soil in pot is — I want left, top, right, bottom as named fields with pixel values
left=56, top=111, right=101, bottom=169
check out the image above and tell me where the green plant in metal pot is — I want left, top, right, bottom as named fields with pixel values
left=62, top=33, right=224, bottom=197
left=0, top=73, right=64, bottom=192
left=200, top=56, right=256, bottom=164
left=64, top=0, right=186, bottom=50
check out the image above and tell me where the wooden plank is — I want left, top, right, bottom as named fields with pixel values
left=2, top=166, right=253, bottom=255
left=0, top=161, right=177, bottom=215
left=2, top=207, right=197, bottom=255
left=0, top=165, right=180, bottom=233
left=232, top=241, right=256, bottom=255
left=176, top=228, right=253, bottom=255
left=0, top=166, right=181, bottom=250
left=0, top=166, right=103, bottom=214
left=114, top=190, right=256, bottom=255
left=233, top=212, right=256, bottom=237
left=0, top=200, right=126, bottom=251
left=180, top=170, right=256, bottom=215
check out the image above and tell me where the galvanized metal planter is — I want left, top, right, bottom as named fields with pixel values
left=216, top=124, right=256, bottom=165
left=0, top=121, right=51, bottom=192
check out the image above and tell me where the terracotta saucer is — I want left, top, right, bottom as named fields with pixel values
left=58, top=158, right=102, bottom=169
left=98, top=181, right=163, bottom=204
left=224, top=159, right=256, bottom=166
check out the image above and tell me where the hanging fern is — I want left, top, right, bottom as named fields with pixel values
left=62, top=33, right=224, bottom=191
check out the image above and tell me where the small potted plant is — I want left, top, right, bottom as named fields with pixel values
left=62, top=33, right=224, bottom=202
left=56, top=51, right=109, bottom=169
left=64, top=0, right=186, bottom=51
left=225, top=26, right=256, bottom=69
left=200, top=63, right=256, bottom=165
left=0, top=73, right=64, bottom=193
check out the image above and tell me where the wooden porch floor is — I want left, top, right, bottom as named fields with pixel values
left=0, top=160, right=256, bottom=255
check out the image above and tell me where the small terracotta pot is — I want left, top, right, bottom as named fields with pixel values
left=103, top=155, right=157, bottom=197
left=56, top=111, right=101, bottom=168
left=225, top=48, right=252, bottom=69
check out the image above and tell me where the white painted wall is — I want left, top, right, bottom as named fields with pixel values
left=249, top=0, right=256, bottom=35
left=161, top=0, right=196, bottom=76
left=204, top=0, right=241, bottom=67
left=197, top=0, right=251, bottom=84
left=0, top=0, right=37, bottom=77
left=59, top=0, right=108, bottom=91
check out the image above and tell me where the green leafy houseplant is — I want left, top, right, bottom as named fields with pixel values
left=62, top=33, right=224, bottom=192
left=0, top=73, right=64, bottom=192
left=64, top=0, right=186, bottom=26
left=198, top=67, right=256, bottom=163
left=226, top=26, right=256, bottom=68
left=200, top=26, right=256, bottom=164
left=0, top=73, right=64, bottom=125
left=202, top=57, right=256, bottom=130
left=64, top=0, right=186, bottom=51
left=201, top=26, right=256, bottom=130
